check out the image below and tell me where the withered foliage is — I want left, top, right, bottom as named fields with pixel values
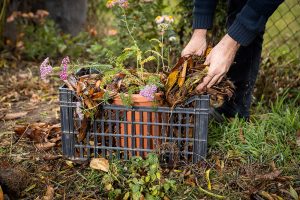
left=165, top=54, right=235, bottom=108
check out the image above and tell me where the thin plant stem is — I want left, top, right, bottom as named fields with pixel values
left=121, top=7, right=143, bottom=79
left=161, top=32, right=165, bottom=71
left=122, top=8, right=137, bottom=47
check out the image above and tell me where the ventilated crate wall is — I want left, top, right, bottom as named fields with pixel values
left=60, top=87, right=209, bottom=164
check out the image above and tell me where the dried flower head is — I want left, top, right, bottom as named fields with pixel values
left=157, top=23, right=169, bottom=32
left=40, top=57, right=53, bottom=80
left=139, top=84, right=158, bottom=100
left=76, top=102, right=84, bottom=120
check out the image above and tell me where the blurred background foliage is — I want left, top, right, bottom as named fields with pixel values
left=0, top=0, right=299, bottom=104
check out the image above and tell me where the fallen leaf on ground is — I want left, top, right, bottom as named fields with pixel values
left=289, top=185, right=299, bottom=200
left=254, top=170, right=282, bottom=181
left=205, top=169, right=212, bottom=190
left=35, top=142, right=56, bottom=151
left=239, top=128, right=246, bottom=144
left=0, top=185, right=3, bottom=200
left=3, top=112, right=28, bottom=120
left=296, top=130, right=300, bottom=147
left=43, top=154, right=61, bottom=161
left=259, top=191, right=275, bottom=200
left=14, top=123, right=61, bottom=143
left=185, top=177, right=196, bottom=187
left=43, top=185, right=54, bottom=200
left=65, top=160, right=74, bottom=168
left=90, top=158, right=109, bottom=172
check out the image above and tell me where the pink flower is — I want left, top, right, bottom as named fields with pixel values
left=155, top=15, right=174, bottom=25
left=40, top=57, right=53, bottom=80
left=106, top=0, right=128, bottom=8
left=118, top=0, right=128, bottom=8
left=155, top=16, right=164, bottom=24
left=59, top=71, right=68, bottom=80
left=164, top=16, right=174, bottom=23
left=60, top=56, right=70, bottom=80
left=139, top=85, right=158, bottom=100
left=106, top=0, right=118, bottom=8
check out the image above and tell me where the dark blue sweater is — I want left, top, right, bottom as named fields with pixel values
left=193, top=0, right=284, bottom=46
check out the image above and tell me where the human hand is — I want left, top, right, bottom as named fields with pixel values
left=181, top=29, right=207, bottom=57
left=196, top=34, right=240, bottom=92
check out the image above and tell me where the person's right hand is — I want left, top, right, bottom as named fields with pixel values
left=181, top=29, right=207, bottom=57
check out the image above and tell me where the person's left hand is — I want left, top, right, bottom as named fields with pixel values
left=196, top=34, right=240, bottom=92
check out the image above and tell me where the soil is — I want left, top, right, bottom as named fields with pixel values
left=0, top=63, right=299, bottom=199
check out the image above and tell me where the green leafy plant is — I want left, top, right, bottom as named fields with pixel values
left=101, top=153, right=177, bottom=200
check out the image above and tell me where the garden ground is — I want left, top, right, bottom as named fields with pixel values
left=0, top=61, right=299, bottom=200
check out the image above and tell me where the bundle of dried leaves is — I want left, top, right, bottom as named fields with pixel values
left=14, top=122, right=61, bottom=151
left=165, top=54, right=235, bottom=108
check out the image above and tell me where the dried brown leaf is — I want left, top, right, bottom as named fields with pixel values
left=83, top=97, right=95, bottom=109
left=78, top=118, right=88, bottom=142
left=165, top=70, right=180, bottom=95
left=178, top=61, right=188, bottom=87
left=239, top=128, right=246, bottom=144
left=43, top=185, right=54, bottom=200
left=254, top=170, right=282, bottom=181
left=296, top=129, right=300, bottom=147
left=90, top=158, right=109, bottom=172
left=92, top=91, right=105, bottom=100
left=35, top=142, right=56, bottom=151
left=3, top=112, right=28, bottom=120
left=0, top=185, right=3, bottom=200
left=258, top=191, right=275, bottom=200
left=185, top=177, right=196, bottom=187
left=43, top=154, right=61, bottom=161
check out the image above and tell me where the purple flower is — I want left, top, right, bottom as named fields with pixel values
left=60, top=56, right=70, bottom=80
left=40, top=57, right=53, bottom=80
left=106, top=0, right=128, bottom=8
left=118, top=0, right=128, bottom=8
left=60, top=71, right=68, bottom=80
left=139, top=84, right=157, bottom=100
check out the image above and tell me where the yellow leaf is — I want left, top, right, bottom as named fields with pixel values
left=145, top=175, right=150, bottom=182
left=65, top=160, right=74, bottom=168
left=105, top=183, right=113, bottom=191
left=123, top=192, right=130, bottom=200
left=90, top=158, right=109, bottom=172
left=178, top=61, right=188, bottom=87
left=165, top=70, right=179, bottom=94
left=156, top=172, right=161, bottom=180
left=205, top=169, right=212, bottom=190
left=205, top=46, right=212, bottom=57
left=198, top=186, right=225, bottom=199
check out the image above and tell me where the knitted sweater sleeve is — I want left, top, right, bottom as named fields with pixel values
left=192, top=0, right=217, bottom=29
left=193, top=0, right=284, bottom=46
left=228, top=0, right=284, bottom=46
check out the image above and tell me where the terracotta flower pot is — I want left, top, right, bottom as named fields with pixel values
left=113, top=93, right=163, bottom=156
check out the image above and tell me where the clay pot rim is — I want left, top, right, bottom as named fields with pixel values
left=113, top=92, right=163, bottom=103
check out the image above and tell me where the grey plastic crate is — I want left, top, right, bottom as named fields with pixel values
left=59, top=86, right=209, bottom=164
